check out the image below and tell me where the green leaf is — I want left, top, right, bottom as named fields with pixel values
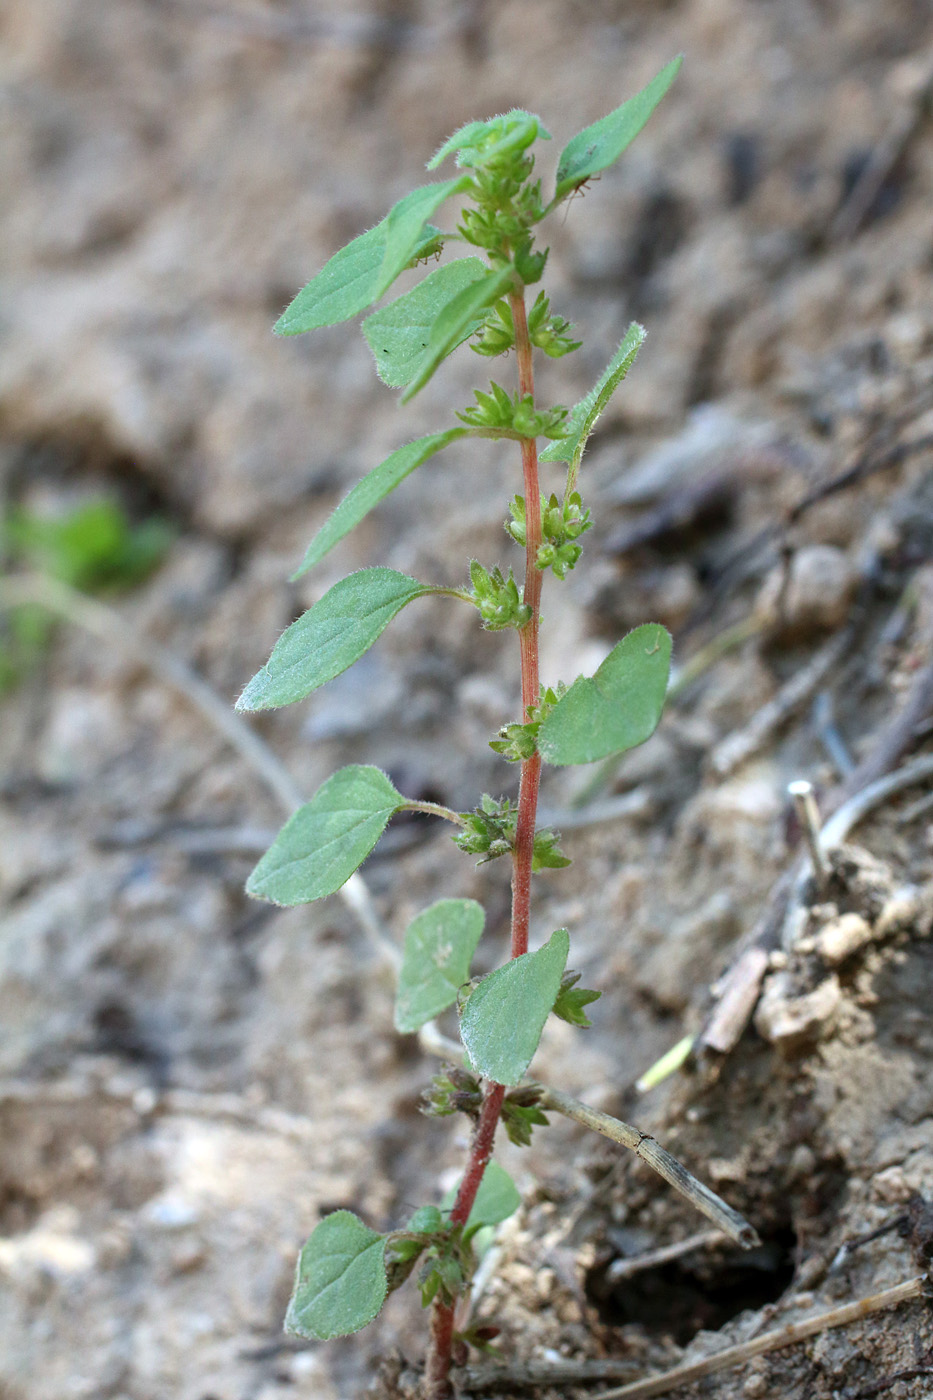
left=553, top=970, right=602, bottom=1028
left=401, top=265, right=515, bottom=403
left=291, top=430, right=469, bottom=578
left=554, top=56, right=683, bottom=201
left=539, top=322, right=645, bottom=482
left=537, top=623, right=671, bottom=767
left=236, top=568, right=432, bottom=712
left=274, top=177, right=471, bottom=335
left=247, top=765, right=403, bottom=906
left=442, top=1160, right=522, bottom=1235
left=394, top=898, right=485, bottom=1033
left=363, top=258, right=490, bottom=387
left=285, top=1211, right=388, bottom=1340
left=379, top=179, right=470, bottom=292
left=459, top=928, right=570, bottom=1085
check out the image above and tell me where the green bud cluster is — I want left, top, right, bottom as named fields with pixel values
left=471, top=299, right=517, bottom=358
left=421, top=1064, right=483, bottom=1121
left=467, top=560, right=532, bottom=630
left=429, top=111, right=548, bottom=274
left=501, top=1086, right=550, bottom=1148
left=470, top=286, right=584, bottom=361
left=453, top=793, right=570, bottom=870
left=530, top=828, right=572, bottom=870
left=526, top=291, right=582, bottom=358
left=384, top=1209, right=472, bottom=1310
left=507, top=491, right=592, bottom=578
left=453, top=794, right=518, bottom=863
left=488, top=721, right=538, bottom=763
left=487, top=681, right=568, bottom=762
left=418, top=1239, right=468, bottom=1308
left=457, top=382, right=568, bottom=441
left=422, top=1066, right=549, bottom=1148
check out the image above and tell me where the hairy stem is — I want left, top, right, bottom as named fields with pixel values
left=423, top=286, right=545, bottom=1398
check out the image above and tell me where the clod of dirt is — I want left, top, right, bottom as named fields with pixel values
left=814, top=912, right=874, bottom=966
left=754, top=969, right=843, bottom=1049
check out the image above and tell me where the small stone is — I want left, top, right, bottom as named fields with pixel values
left=872, top=1166, right=910, bottom=1204
left=815, top=912, right=873, bottom=965
left=789, top=1145, right=817, bottom=1179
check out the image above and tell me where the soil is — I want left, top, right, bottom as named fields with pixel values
left=3, top=2, right=933, bottom=1399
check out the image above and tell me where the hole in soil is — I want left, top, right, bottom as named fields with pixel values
left=587, top=1224, right=797, bottom=1346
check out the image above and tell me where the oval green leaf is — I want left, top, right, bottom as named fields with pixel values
left=539, top=322, right=645, bottom=484
left=537, top=624, right=671, bottom=767
left=292, top=430, right=469, bottom=579
left=401, top=265, right=515, bottom=403
left=363, top=258, right=490, bottom=387
left=441, top=1159, right=522, bottom=1240
left=285, top=1210, right=388, bottom=1341
left=236, top=568, right=432, bottom=712
left=274, top=177, right=470, bottom=336
left=459, top=928, right=570, bottom=1086
left=394, top=898, right=485, bottom=1033
left=246, top=765, right=403, bottom=906
left=554, top=56, right=683, bottom=201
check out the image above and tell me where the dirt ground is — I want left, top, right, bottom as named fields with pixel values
left=3, top=2, right=933, bottom=1398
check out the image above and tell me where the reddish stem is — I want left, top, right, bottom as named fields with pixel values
left=509, top=288, right=543, bottom=959
left=423, top=287, right=545, bottom=1398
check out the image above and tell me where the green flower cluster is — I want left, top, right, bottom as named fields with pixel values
left=453, top=793, right=570, bottom=870
left=457, top=382, right=568, bottom=440
left=507, top=490, right=592, bottom=578
left=488, top=682, right=568, bottom=762
left=472, top=291, right=581, bottom=359
left=467, top=560, right=532, bottom=630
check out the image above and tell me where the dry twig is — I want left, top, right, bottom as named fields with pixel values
left=534, top=1085, right=758, bottom=1248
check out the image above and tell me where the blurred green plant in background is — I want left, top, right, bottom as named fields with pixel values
left=0, top=498, right=173, bottom=690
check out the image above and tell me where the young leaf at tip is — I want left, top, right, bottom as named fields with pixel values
left=285, top=1211, right=388, bottom=1340
left=236, top=569, right=435, bottom=712
left=458, top=928, right=570, bottom=1085
left=537, top=623, right=671, bottom=767
left=428, top=111, right=550, bottom=172
left=246, top=765, right=403, bottom=906
left=274, top=176, right=471, bottom=336
left=539, top=322, right=645, bottom=486
left=363, top=258, right=491, bottom=387
left=552, top=55, right=683, bottom=203
left=395, top=898, right=485, bottom=1034
left=401, top=265, right=515, bottom=403
left=291, top=430, right=469, bottom=579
